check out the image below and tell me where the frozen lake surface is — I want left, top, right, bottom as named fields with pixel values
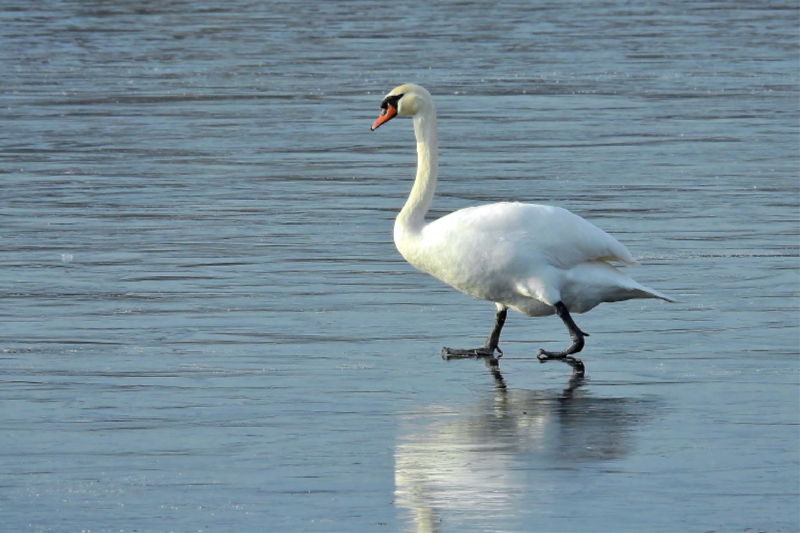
left=1, top=1, right=798, bottom=531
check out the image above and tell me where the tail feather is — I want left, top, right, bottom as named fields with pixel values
left=636, top=284, right=676, bottom=303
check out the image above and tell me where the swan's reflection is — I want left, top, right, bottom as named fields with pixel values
left=395, top=363, right=652, bottom=532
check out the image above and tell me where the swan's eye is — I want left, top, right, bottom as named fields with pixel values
left=372, top=93, right=405, bottom=131
left=380, top=93, right=404, bottom=111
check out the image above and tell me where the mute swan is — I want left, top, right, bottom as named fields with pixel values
left=371, top=84, right=673, bottom=372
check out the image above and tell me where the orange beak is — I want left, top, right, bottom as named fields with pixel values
left=371, top=103, right=397, bottom=131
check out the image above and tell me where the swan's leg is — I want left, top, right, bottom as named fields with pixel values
left=536, top=302, right=587, bottom=373
left=442, top=307, right=507, bottom=360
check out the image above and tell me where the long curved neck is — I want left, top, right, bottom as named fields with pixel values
left=396, top=110, right=438, bottom=235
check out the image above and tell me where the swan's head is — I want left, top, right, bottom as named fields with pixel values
left=371, top=84, right=433, bottom=131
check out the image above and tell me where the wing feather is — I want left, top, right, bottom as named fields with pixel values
left=427, top=202, right=635, bottom=269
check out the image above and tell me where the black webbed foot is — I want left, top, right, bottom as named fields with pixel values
left=442, top=307, right=507, bottom=361
left=441, top=345, right=502, bottom=360
left=536, top=302, right=587, bottom=374
left=536, top=349, right=586, bottom=374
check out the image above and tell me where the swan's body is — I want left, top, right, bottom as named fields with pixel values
left=397, top=201, right=669, bottom=317
left=372, top=84, right=672, bottom=371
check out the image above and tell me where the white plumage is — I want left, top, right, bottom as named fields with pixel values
left=372, top=84, right=672, bottom=370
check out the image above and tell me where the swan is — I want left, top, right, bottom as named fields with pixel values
left=371, top=84, right=673, bottom=372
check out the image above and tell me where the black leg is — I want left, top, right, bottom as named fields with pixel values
left=442, top=307, right=507, bottom=360
left=536, top=302, right=587, bottom=373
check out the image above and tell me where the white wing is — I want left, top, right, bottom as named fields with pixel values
left=422, top=202, right=635, bottom=267
left=395, top=202, right=656, bottom=312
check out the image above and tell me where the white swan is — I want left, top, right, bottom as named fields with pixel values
left=371, top=84, right=673, bottom=371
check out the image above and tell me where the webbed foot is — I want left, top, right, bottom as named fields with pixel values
left=536, top=348, right=585, bottom=374
left=442, top=345, right=502, bottom=360
left=535, top=302, right=587, bottom=374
